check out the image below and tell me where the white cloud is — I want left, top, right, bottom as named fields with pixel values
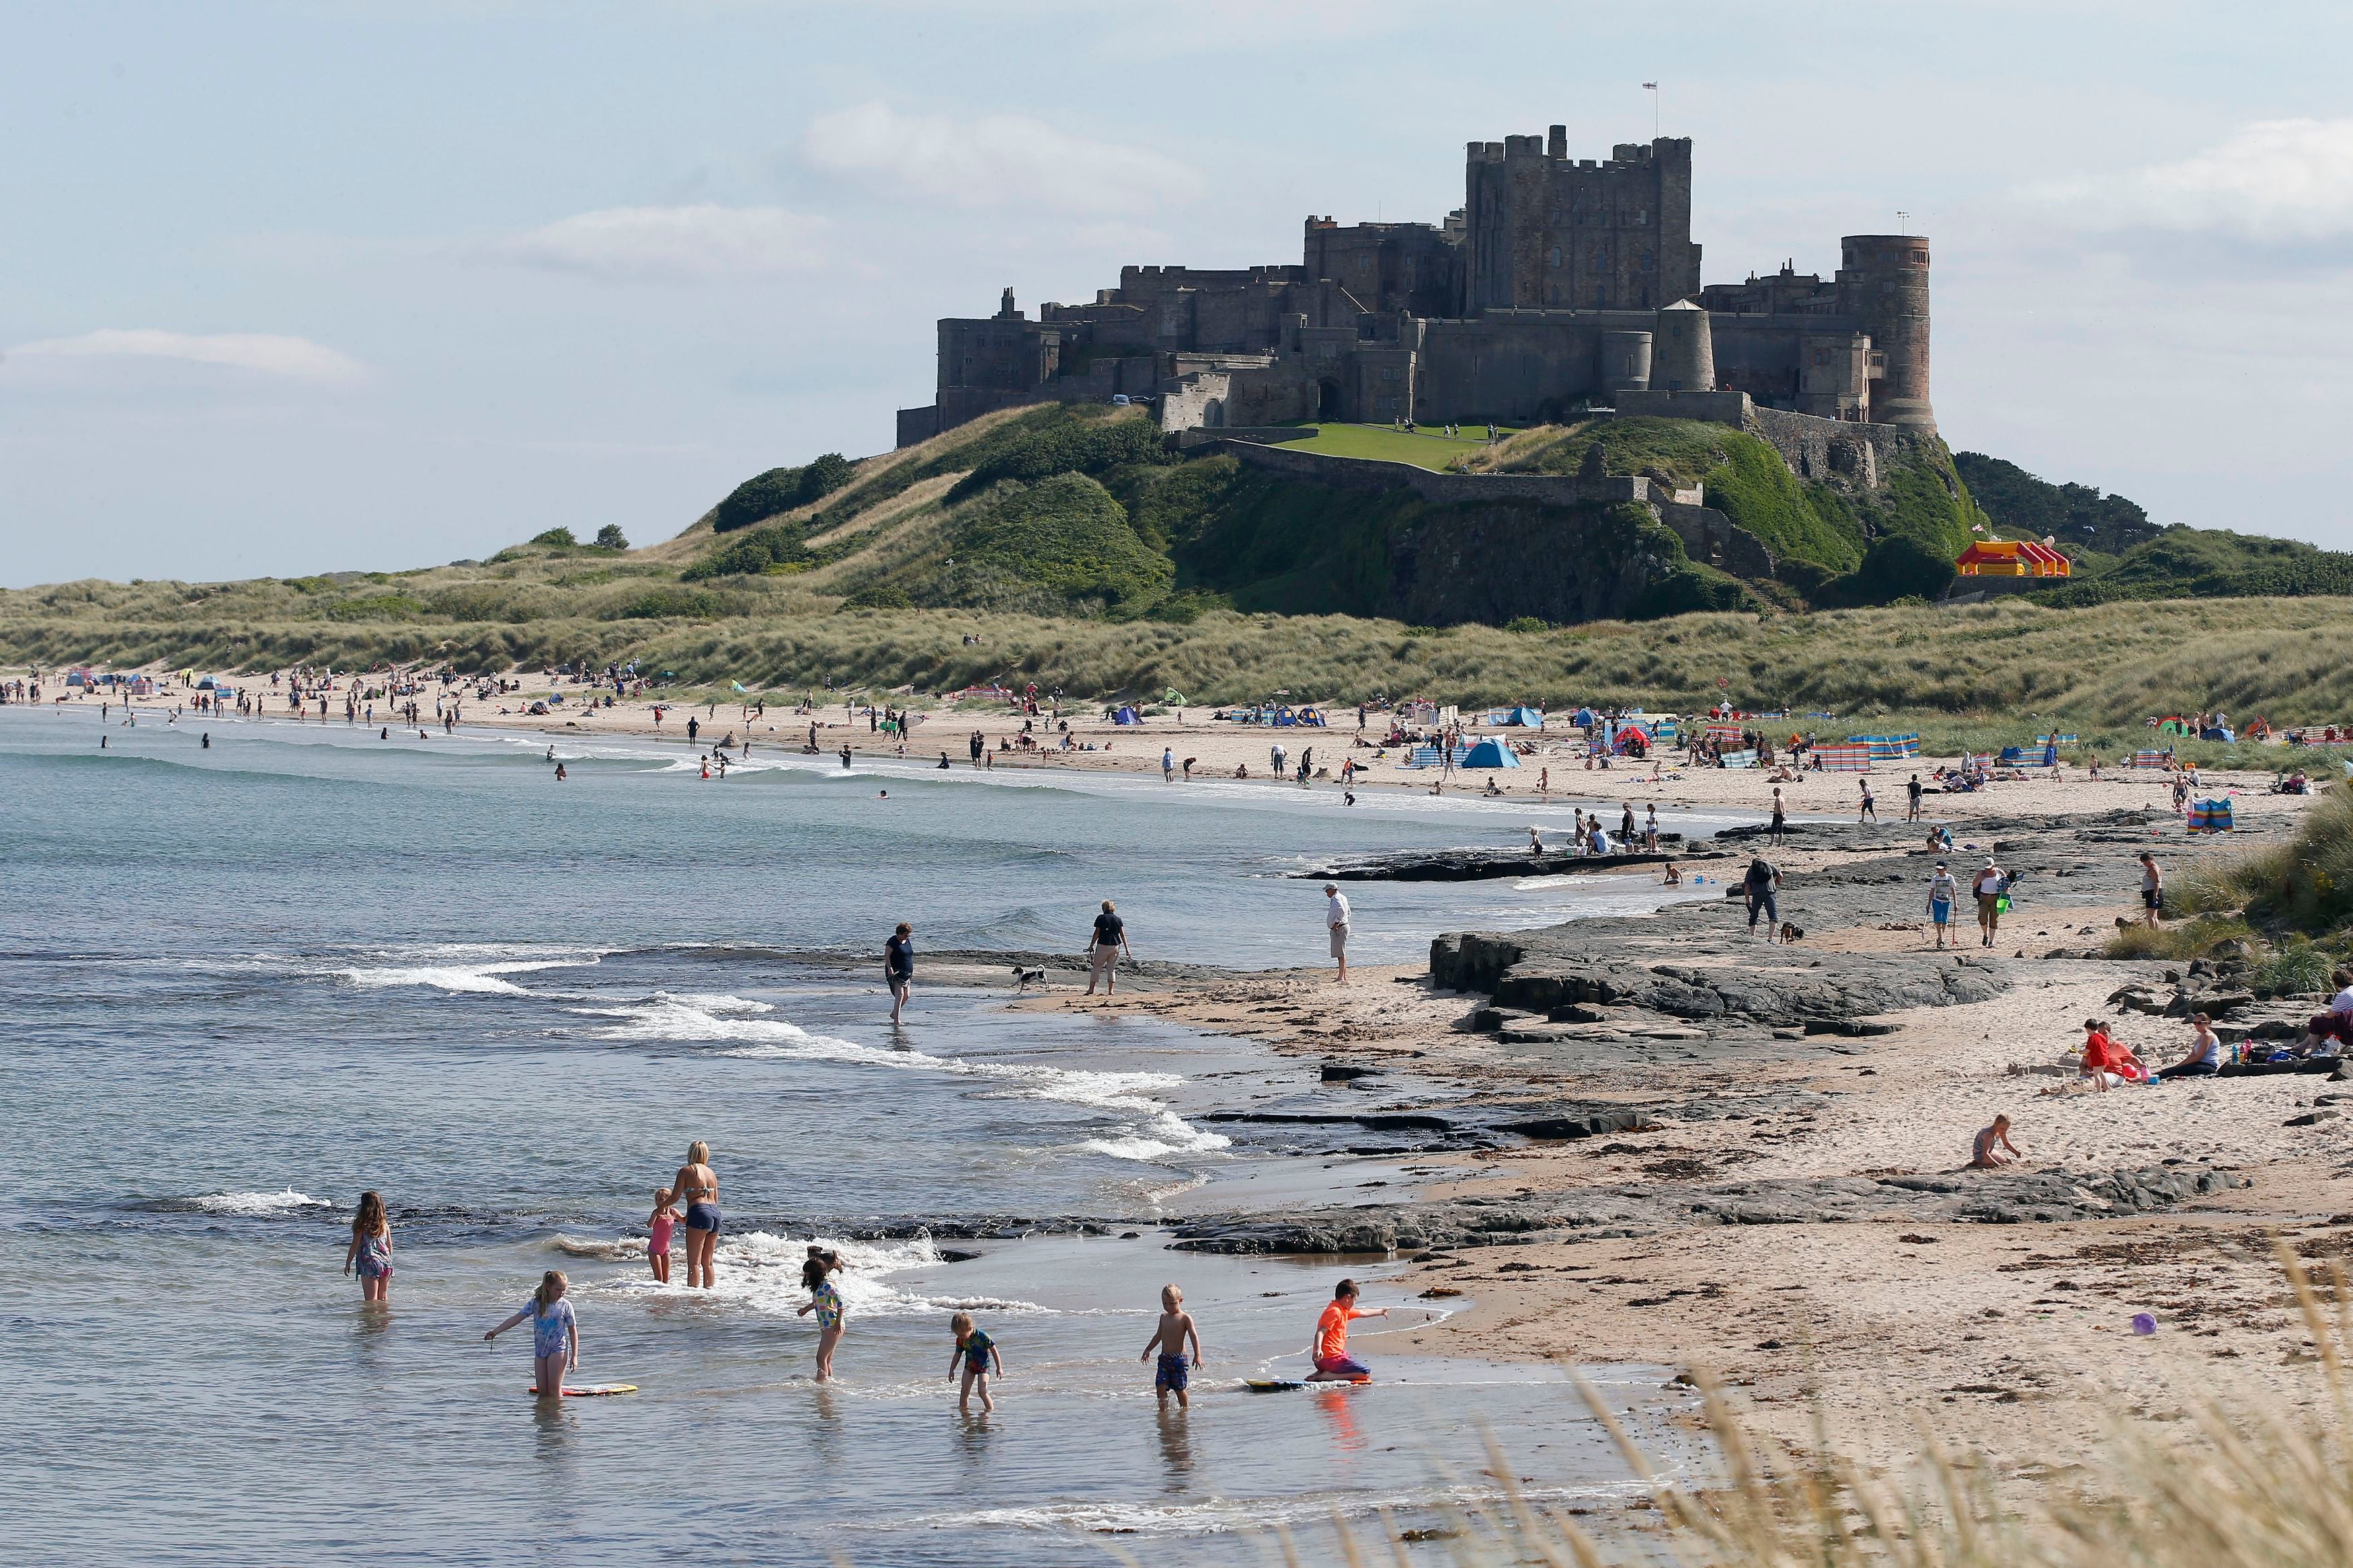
left=2030, top=117, right=2353, bottom=239
left=485, top=205, right=830, bottom=282
left=802, top=101, right=1203, bottom=215
left=5, top=329, right=366, bottom=384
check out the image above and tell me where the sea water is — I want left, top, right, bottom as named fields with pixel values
left=0, top=708, right=1724, bottom=1565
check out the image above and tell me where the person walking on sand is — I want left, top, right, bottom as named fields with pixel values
left=1971, top=856, right=2005, bottom=947
left=1644, top=804, right=1660, bottom=852
left=1858, top=779, right=1878, bottom=823
left=1324, top=883, right=1352, bottom=983
left=1743, top=853, right=1783, bottom=939
left=885, top=921, right=915, bottom=1026
left=1084, top=900, right=1132, bottom=997
left=1162, top=746, right=1174, bottom=782
left=1970, top=1115, right=2023, bottom=1168
left=343, top=1190, right=393, bottom=1302
left=1927, top=860, right=1959, bottom=949
left=485, top=1270, right=577, bottom=1399
left=796, top=1251, right=845, bottom=1381
left=1769, top=787, right=1786, bottom=846
left=1906, top=773, right=1924, bottom=822
left=2138, top=852, right=2163, bottom=927
left=1140, top=1284, right=1204, bottom=1411
left=672, top=1141, right=721, bottom=1289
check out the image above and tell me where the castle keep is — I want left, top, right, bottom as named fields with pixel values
left=895, top=132, right=1933, bottom=446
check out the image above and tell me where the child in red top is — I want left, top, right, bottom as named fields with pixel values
left=1308, top=1278, right=1387, bottom=1381
left=2077, top=1018, right=2126, bottom=1091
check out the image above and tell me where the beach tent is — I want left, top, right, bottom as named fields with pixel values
left=2199, top=726, right=2235, bottom=743
left=1572, top=707, right=1597, bottom=728
left=1162, top=690, right=1188, bottom=706
left=2155, top=717, right=2193, bottom=737
left=1113, top=706, right=1140, bottom=725
left=1496, top=706, right=1544, bottom=727
left=1954, top=539, right=2071, bottom=577
left=1460, top=738, right=1521, bottom=768
left=2186, top=798, right=2235, bottom=833
left=1611, top=726, right=1649, bottom=756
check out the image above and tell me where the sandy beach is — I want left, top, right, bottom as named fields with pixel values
left=22, top=661, right=2344, bottom=1474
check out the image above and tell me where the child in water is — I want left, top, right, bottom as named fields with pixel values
left=796, top=1253, right=845, bottom=1382
left=342, top=1190, right=393, bottom=1302
left=486, top=1270, right=578, bottom=1398
left=647, top=1189, right=678, bottom=1284
left=948, top=1311, right=1003, bottom=1414
left=1308, top=1278, right=1386, bottom=1382
left=1139, top=1283, right=1204, bottom=1410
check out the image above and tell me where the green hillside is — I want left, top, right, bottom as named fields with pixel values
left=11, top=400, right=2353, bottom=718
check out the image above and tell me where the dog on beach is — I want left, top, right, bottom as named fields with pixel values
left=1778, top=921, right=1804, bottom=945
left=1012, top=965, right=1048, bottom=993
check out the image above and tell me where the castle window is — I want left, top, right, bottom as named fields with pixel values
left=1911, top=249, right=1927, bottom=263
left=1549, top=247, right=1560, bottom=267
left=1639, top=249, right=1654, bottom=273
left=1381, top=366, right=1400, bottom=380
left=1813, top=349, right=1833, bottom=366
left=1358, top=256, right=1372, bottom=270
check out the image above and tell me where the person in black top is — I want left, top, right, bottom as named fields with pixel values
left=1743, top=856, right=1783, bottom=939
left=1085, top=901, right=1133, bottom=997
left=686, top=715, right=699, bottom=743
left=885, top=922, right=915, bottom=1026
left=1906, top=773, right=1924, bottom=821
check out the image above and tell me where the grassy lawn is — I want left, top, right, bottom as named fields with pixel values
left=1277, top=422, right=1519, bottom=471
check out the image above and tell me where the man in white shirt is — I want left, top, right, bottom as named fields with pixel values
left=1324, top=883, right=1352, bottom=983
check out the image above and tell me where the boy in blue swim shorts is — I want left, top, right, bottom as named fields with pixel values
left=1139, top=1283, right=1203, bottom=1410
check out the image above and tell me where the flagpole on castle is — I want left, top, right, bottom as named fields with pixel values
left=1643, top=80, right=1659, bottom=137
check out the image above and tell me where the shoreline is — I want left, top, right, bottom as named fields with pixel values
left=15, top=684, right=2343, bottom=1474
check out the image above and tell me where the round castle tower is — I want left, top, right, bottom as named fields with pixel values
left=1838, top=235, right=1933, bottom=428
left=1652, top=300, right=1714, bottom=393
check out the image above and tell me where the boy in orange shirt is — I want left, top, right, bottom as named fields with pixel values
left=1307, top=1278, right=1386, bottom=1382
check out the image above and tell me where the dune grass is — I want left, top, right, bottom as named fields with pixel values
left=14, top=579, right=2353, bottom=729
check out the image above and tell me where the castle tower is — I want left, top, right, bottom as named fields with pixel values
left=1462, top=134, right=1700, bottom=313
left=1837, top=235, right=1932, bottom=428
left=1652, top=300, right=1714, bottom=393
left=1599, top=329, right=1652, bottom=399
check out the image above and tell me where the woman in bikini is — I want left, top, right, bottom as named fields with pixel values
left=672, top=1141, right=721, bottom=1289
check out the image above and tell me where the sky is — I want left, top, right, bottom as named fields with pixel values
left=7, top=0, right=2353, bottom=587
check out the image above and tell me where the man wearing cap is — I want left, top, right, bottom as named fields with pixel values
left=1926, top=860, right=1959, bottom=949
left=1970, top=856, right=2007, bottom=948
left=1324, top=884, right=1353, bottom=982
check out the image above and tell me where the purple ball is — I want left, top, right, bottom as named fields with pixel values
left=2131, top=1313, right=2157, bottom=1335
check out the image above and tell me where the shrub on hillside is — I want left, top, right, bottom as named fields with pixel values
left=594, top=524, right=629, bottom=551
left=946, top=417, right=1174, bottom=501
left=1630, top=559, right=1755, bottom=619
left=531, top=528, right=577, bottom=548
left=617, top=587, right=721, bottom=620
left=1834, top=532, right=1957, bottom=605
left=682, top=523, right=805, bottom=580
left=711, top=456, right=854, bottom=534
left=934, top=474, right=1174, bottom=610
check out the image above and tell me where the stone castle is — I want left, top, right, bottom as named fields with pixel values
left=895, top=130, right=1932, bottom=448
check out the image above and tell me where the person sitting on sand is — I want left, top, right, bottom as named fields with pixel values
left=1971, top=1115, right=2023, bottom=1168
left=2156, top=1013, right=2227, bottom=1079
left=2073, top=1018, right=2129, bottom=1091
left=1661, top=860, right=1681, bottom=885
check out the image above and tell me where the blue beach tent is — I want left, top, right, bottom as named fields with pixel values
left=1499, top=706, right=1544, bottom=727
left=1460, top=737, right=1521, bottom=768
